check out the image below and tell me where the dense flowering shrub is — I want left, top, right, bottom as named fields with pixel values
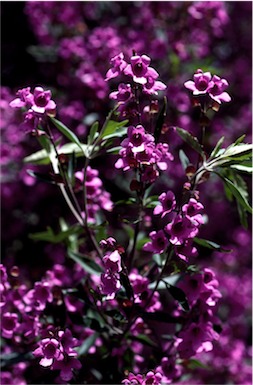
left=1, top=2, right=252, bottom=385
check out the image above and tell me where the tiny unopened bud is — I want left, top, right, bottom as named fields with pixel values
left=130, top=179, right=142, bottom=192
left=211, top=100, right=220, bottom=112
left=10, top=266, right=19, bottom=277
left=185, top=164, right=196, bottom=179
left=58, top=154, right=68, bottom=165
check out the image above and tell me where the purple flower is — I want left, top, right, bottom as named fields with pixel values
left=177, top=321, right=219, bottom=359
left=154, top=191, right=176, bottom=218
left=105, top=52, right=127, bottom=81
left=32, top=87, right=56, bottom=115
left=208, top=75, right=231, bottom=103
left=9, top=87, right=34, bottom=109
left=122, top=370, right=162, bottom=385
left=33, top=337, right=64, bottom=367
left=101, top=271, right=121, bottom=299
left=184, top=69, right=212, bottom=95
left=52, top=356, right=82, bottom=381
left=2, top=312, right=19, bottom=339
left=165, top=214, right=198, bottom=245
left=182, top=198, right=204, bottom=225
left=143, top=230, right=168, bottom=253
left=184, top=69, right=231, bottom=104
left=103, top=250, right=122, bottom=273
left=143, top=76, right=167, bottom=95
left=124, top=54, right=159, bottom=85
left=109, top=83, right=133, bottom=103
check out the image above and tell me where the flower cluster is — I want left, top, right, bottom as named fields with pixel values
left=100, top=238, right=123, bottom=299
left=175, top=268, right=222, bottom=359
left=9, top=86, right=56, bottom=131
left=144, top=196, right=203, bottom=262
left=184, top=69, right=231, bottom=104
left=33, top=328, right=81, bottom=381
left=115, top=124, right=173, bottom=184
left=75, top=166, right=113, bottom=223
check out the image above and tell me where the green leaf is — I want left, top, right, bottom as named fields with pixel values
left=59, top=142, right=89, bottom=157
left=194, top=237, right=231, bottom=252
left=176, top=127, right=204, bottom=157
left=67, top=151, right=76, bottom=186
left=220, top=175, right=252, bottom=214
left=77, top=333, right=99, bottom=356
left=210, top=136, right=225, bottom=158
left=165, top=283, right=190, bottom=312
left=24, top=149, right=50, bottom=165
left=26, top=170, right=58, bottom=185
left=141, top=310, right=182, bottom=324
left=229, top=134, right=246, bottom=146
left=179, top=149, right=190, bottom=170
left=37, top=134, right=51, bottom=153
left=100, top=120, right=128, bottom=140
left=187, top=358, right=210, bottom=370
left=119, top=271, right=134, bottom=300
left=87, top=121, right=99, bottom=145
left=230, top=164, right=253, bottom=173
left=221, top=143, right=253, bottom=159
left=50, top=117, right=84, bottom=152
left=29, top=225, right=83, bottom=243
left=68, top=250, right=103, bottom=275
left=154, top=97, right=167, bottom=144
left=129, top=334, right=157, bottom=348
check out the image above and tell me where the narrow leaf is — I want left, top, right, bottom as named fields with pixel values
left=129, top=334, right=157, bottom=348
left=165, top=283, right=190, bottom=312
left=194, top=237, right=231, bottom=252
left=100, top=120, right=128, bottom=139
left=179, top=149, right=190, bottom=170
left=77, top=333, right=99, bottom=356
left=210, top=136, right=225, bottom=158
left=221, top=175, right=252, bottom=214
left=176, top=127, right=204, bottom=157
left=87, top=121, right=99, bottom=145
left=50, top=117, right=84, bottom=152
left=24, top=149, right=50, bottom=165
left=68, top=250, right=103, bottom=275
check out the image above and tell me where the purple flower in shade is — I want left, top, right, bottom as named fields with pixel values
left=1, top=312, right=19, bottom=339
left=31, top=86, right=56, bottom=115
left=165, top=214, right=198, bottom=245
left=122, top=370, right=162, bottom=385
left=24, top=281, right=53, bottom=312
left=100, top=237, right=117, bottom=251
left=143, top=230, right=169, bottom=253
left=184, top=69, right=212, bottom=95
left=129, top=270, right=161, bottom=312
left=100, top=271, right=121, bottom=299
left=208, top=75, right=231, bottom=104
left=177, top=321, right=219, bottom=359
left=105, top=52, right=127, bottom=81
left=174, top=239, right=198, bottom=262
left=154, top=143, right=174, bottom=171
left=9, top=87, right=33, bottom=109
left=57, top=328, right=80, bottom=355
left=52, top=356, right=82, bottom=381
left=121, top=125, right=154, bottom=153
left=182, top=198, right=204, bottom=225
left=141, top=164, right=159, bottom=183
left=103, top=250, right=122, bottom=273
left=143, top=75, right=167, bottom=95
left=153, top=191, right=176, bottom=218
left=33, top=337, right=64, bottom=367
left=124, top=54, right=159, bottom=85
left=155, top=356, right=182, bottom=384
left=109, top=83, right=133, bottom=103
